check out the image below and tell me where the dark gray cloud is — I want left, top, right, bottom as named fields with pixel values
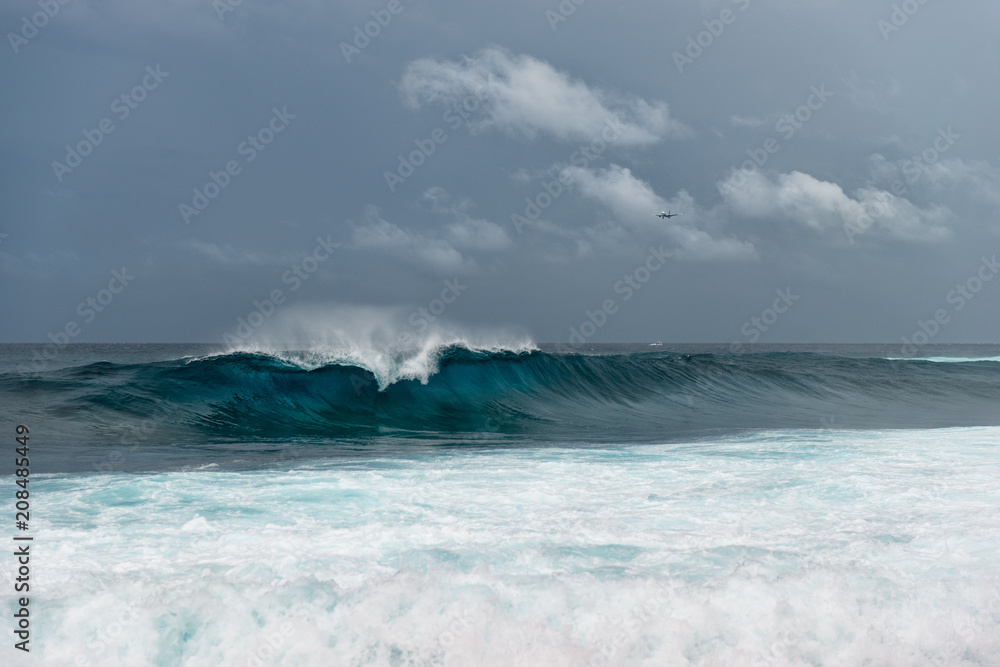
left=1, top=0, right=998, bottom=346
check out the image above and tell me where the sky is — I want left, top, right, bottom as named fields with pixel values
left=1, top=0, right=999, bottom=347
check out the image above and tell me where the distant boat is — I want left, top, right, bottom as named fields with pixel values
left=650, top=341, right=663, bottom=346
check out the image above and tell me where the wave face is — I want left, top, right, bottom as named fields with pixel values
left=4, top=344, right=1000, bottom=454
left=7, top=342, right=1000, bottom=663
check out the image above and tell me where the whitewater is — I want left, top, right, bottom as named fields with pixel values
left=2, top=341, right=999, bottom=666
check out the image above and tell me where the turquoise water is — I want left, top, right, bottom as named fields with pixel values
left=2, top=344, right=1000, bottom=665
left=14, top=428, right=1000, bottom=665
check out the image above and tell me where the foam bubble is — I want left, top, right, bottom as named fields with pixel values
left=20, top=427, right=1000, bottom=664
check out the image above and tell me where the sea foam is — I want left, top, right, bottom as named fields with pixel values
left=21, top=427, right=1000, bottom=666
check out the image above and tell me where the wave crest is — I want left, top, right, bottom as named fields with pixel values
left=217, top=304, right=537, bottom=388
left=5, top=347, right=1000, bottom=443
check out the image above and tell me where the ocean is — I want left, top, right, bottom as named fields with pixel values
left=2, top=342, right=1000, bottom=666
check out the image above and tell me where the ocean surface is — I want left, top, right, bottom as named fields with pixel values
left=2, top=342, right=1000, bottom=665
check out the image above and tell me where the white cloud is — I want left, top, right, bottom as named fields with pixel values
left=422, top=187, right=513, bottom=251
left=840, top=71, right=901, bottom=113
left=184, top=240, right=294, bottom=265
left=558, top=164, right=757, bottom=260
left=446, top=218, right=512, bottom=251
left=351, top=204, right=489, bottom=274
left=730, top=115, right=770, bottom=129
left=922, top=158, right=1000, bottom=209
left=0, top=249, right=79, bottom=281
left=721, top=170, right=953, bottom=243
left=400, top=47, right=692, bottom=146
left=906, top=158, right=1000, bottom=237
left=867, top=155, right=1000, bottom=214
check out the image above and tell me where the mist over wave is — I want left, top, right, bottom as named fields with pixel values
left=218, top=305, right=537, bottom=388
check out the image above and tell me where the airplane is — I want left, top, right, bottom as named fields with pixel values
left=655, top=211, right=680, bottom=219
